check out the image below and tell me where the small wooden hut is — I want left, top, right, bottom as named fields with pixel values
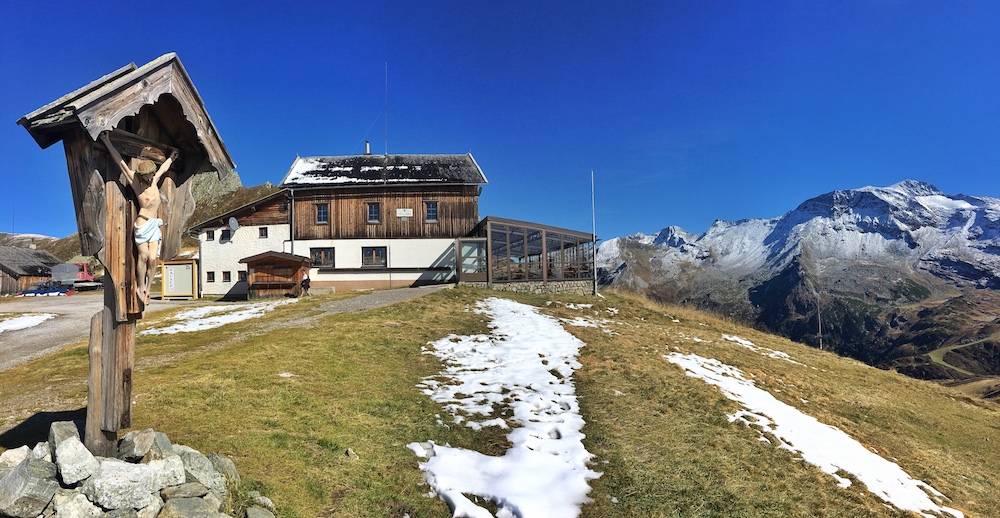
left=0, top=246, right=61, bottom=295
left=239, top=251, right=310, bottom=299
left=17, top=53, right=235, bottom=454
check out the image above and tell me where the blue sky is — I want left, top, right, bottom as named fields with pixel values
left=2, top=1, right=998, bottom=242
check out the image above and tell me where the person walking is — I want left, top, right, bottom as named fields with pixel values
left=300, top=274, right=311, bottom=296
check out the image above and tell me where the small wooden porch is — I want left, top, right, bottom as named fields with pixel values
left=240, top=251, right=310, bottom=299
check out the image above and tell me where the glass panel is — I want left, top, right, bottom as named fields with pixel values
left=525, top=229, right=543, bottom=279
left=491, top=225, right=509, bottom=282
left=461, top=242, right=486, bottom=274
left=310, top=247, right=335, bottom=267
left=362, top=246, right=387, bottom=267
left=564, top=236, right=579, bottom=278
left=509, top=227, right=525, bottom=280
left=547, top=233, right=563, bottom=279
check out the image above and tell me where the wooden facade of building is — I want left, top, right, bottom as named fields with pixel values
left=291, top=185, right=480, bottom=241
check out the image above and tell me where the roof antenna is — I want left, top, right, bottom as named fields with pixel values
left=384, top=62, right=389, bottom=157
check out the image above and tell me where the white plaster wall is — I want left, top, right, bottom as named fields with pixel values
left=199, top=224, right=289, bottom=297
left=287, top=238, right=456, bottom=283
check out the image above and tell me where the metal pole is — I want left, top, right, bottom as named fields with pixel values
left=591, top=170, right=598, bottom=296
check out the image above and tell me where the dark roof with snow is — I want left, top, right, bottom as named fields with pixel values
left=0, top=246, right=61, bottom=278
left=279, top=154, right=488, bottom=188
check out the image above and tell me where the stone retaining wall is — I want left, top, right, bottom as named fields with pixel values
left=461, top=280, right=594, bottom=296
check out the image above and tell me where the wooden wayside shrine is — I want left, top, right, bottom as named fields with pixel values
left=17, top=53, right=235, bottom=456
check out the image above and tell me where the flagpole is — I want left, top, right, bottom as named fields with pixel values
left=591, top=170, right=597, bottom=296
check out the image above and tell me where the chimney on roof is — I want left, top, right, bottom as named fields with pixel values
left=364, top=140, right=371, bottom=155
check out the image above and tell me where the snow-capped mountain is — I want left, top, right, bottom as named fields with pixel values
left=600, top=180, right=1000, bottom=290
left=599, top=180, right=1000, bottom=382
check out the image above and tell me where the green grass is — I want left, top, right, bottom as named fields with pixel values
left=0, top=287, right=997, bottom=517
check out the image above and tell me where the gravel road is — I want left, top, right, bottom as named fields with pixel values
left=0, top=284, right=450, bottom=373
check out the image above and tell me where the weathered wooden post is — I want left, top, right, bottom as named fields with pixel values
left=18, top=53, right=235, bottom=456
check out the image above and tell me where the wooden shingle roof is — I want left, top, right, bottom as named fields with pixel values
left=0, top=246, right=61, bottom=278
left=279, top=154, right=488, bottom=188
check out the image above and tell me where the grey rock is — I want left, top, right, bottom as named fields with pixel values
left=160, top=481, right=208, bottom=500
left=0, top=445, right=30, bottom=467
left=31, top=441, right=51, bottom=462
left=207, top=453, right=240, bottom=486
left=157, top=496, right=225, bottom=518
left=52, top=490, right=102, bottom=517
left=136, top=493, right=164, bottom=518
left=0, top=466, right=12, bottom=479
left=174, top=445, right=227, bottom=500
left=246, top=506, right=276, bottom=518
left=0, top=457, right=59, bottom=518
left=202, top=490, right=223, bottom=512
left=47, top=422, right=80, bottom=450
left=104, top=508, right=138, bottom=518
left=54, top=435, right=100, bottom=485
left=148, top=454, right=186, bottom=491
left=141, top=432, right=175, bottom=462
left=118, top=429, right=157, bottom=462
left=81, top=461, right=153, bottom=510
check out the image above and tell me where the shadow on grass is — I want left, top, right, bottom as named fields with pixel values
left=0, top=408, right=86, bottom=449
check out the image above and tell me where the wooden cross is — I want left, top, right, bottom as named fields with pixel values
left=17, top=54, right=236, bottom=456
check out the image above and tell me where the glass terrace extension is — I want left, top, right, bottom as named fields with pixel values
left=466, top=217, right=595, bottom=284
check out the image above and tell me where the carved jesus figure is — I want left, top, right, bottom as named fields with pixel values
left=100, top=132, right=178, bottom=305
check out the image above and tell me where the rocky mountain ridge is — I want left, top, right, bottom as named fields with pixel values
left=598, top=180, right=1000, bottom=395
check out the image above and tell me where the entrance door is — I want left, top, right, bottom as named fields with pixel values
left=457, top=240, right=487, bottom=282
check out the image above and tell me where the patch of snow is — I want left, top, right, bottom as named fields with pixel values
left=410, top=297, right=600, bottom=517
left=139, top=299, right=297, bottom=335
left=664, top=352, right=963, bottom=518
left=722, top=334, right=805, bottom=365
left=0, top=313, right=56, bottom=333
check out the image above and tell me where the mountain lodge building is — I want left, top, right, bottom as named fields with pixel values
left=190, top=150, right=595, bottom=298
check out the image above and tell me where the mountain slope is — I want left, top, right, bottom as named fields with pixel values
left=598, top=180, right=1000, bottom=389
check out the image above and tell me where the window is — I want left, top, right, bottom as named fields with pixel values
left=221, top=228, right=232, bottom=241
left=362, top=246, right=387, bottom=267
left=222, top=271, right=231, bottom=283
left=425, top=201, right=438, bottom=222
left=206, top=230, right=215, bottom=241
left=311, top=247, right=335, bottom=268
left=366, top=202, right=381, bottom=224
left=206, top=271, right=215, bottom=283
left=316, top=203, right=329, bottom=224
left=238, top=271, right=248, bottom=282
left=258, top=227, right=268, bottom=238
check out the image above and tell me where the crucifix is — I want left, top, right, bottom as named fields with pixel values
left=100, top=132, right=178, bottom=305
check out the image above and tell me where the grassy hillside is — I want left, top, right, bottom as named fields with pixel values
left=0, top=287, right=996, bottom=517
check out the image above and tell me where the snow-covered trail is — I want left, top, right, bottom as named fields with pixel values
left=409, top=297, right=600, bottom=518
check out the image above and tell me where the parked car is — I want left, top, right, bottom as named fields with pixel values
left=17, top=281, right=76, bottom=297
